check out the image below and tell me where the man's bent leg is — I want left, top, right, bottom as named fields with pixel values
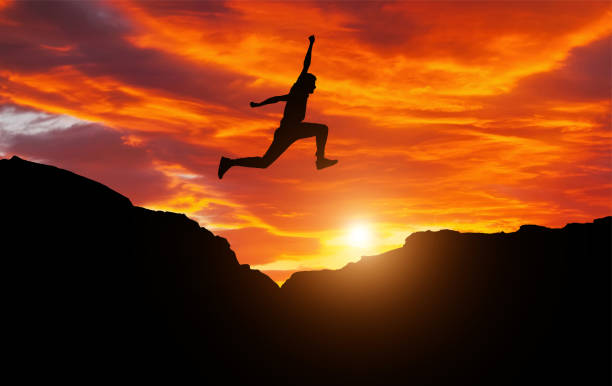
left=296, top=122, right=337, bottom=169
left=295, top=122, right=328, bottom=159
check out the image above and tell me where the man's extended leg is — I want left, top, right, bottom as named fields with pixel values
left=218, top=129, right=295, bottom=179
left=296, top=122, right=338, bottom=169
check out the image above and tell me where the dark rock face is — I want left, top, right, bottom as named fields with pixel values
left=1, top=156, right=281, bottom=382
left=281, top=221, right=611, bottom=384
left=2, top=156, right=610, bottom=384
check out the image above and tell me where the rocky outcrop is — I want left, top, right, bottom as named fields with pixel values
left=1, top=156, right=280, bottom=382
left=280, top=217, right=611, bottom=384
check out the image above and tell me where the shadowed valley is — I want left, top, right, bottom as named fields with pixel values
left=2, top=156, right=610, bottom=384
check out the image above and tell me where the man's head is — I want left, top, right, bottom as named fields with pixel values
left=296, top=73, right=317, bottom=94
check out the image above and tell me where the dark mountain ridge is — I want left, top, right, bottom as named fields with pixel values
left=2, top=156, right=610, bottom=384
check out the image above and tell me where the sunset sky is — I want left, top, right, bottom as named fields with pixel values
left=1, top=0, right=610, bottom=284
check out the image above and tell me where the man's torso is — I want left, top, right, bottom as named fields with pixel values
left=281, top=92, right=309, bottom=127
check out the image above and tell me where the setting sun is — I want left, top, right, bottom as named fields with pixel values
left=347, top=223, right=372, bottom=248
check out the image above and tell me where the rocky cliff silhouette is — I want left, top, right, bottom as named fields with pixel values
left=2, top=156, right=610, bottom=384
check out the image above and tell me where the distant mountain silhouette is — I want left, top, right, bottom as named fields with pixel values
left=2, top=156, right=610, bottom=384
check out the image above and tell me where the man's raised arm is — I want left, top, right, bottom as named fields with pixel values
left=300, top=35, right=315, bottom=75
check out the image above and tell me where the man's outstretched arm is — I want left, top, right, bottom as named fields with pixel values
left=250, top=95, right=289, bottom=108
left=300, top=35, right=315, bottom=75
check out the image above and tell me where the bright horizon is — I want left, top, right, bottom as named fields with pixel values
left=1, top=1, right=610, bottom=284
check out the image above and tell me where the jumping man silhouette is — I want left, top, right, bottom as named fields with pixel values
left=218, top=35, right=337, bottom=179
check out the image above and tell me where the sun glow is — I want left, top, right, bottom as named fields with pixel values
left=346, top=223, right=372, bottom=249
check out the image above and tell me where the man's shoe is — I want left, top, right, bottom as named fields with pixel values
left=218, top=157, right=231, bottom=179
left=316, top=158, right=338, bottom=170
